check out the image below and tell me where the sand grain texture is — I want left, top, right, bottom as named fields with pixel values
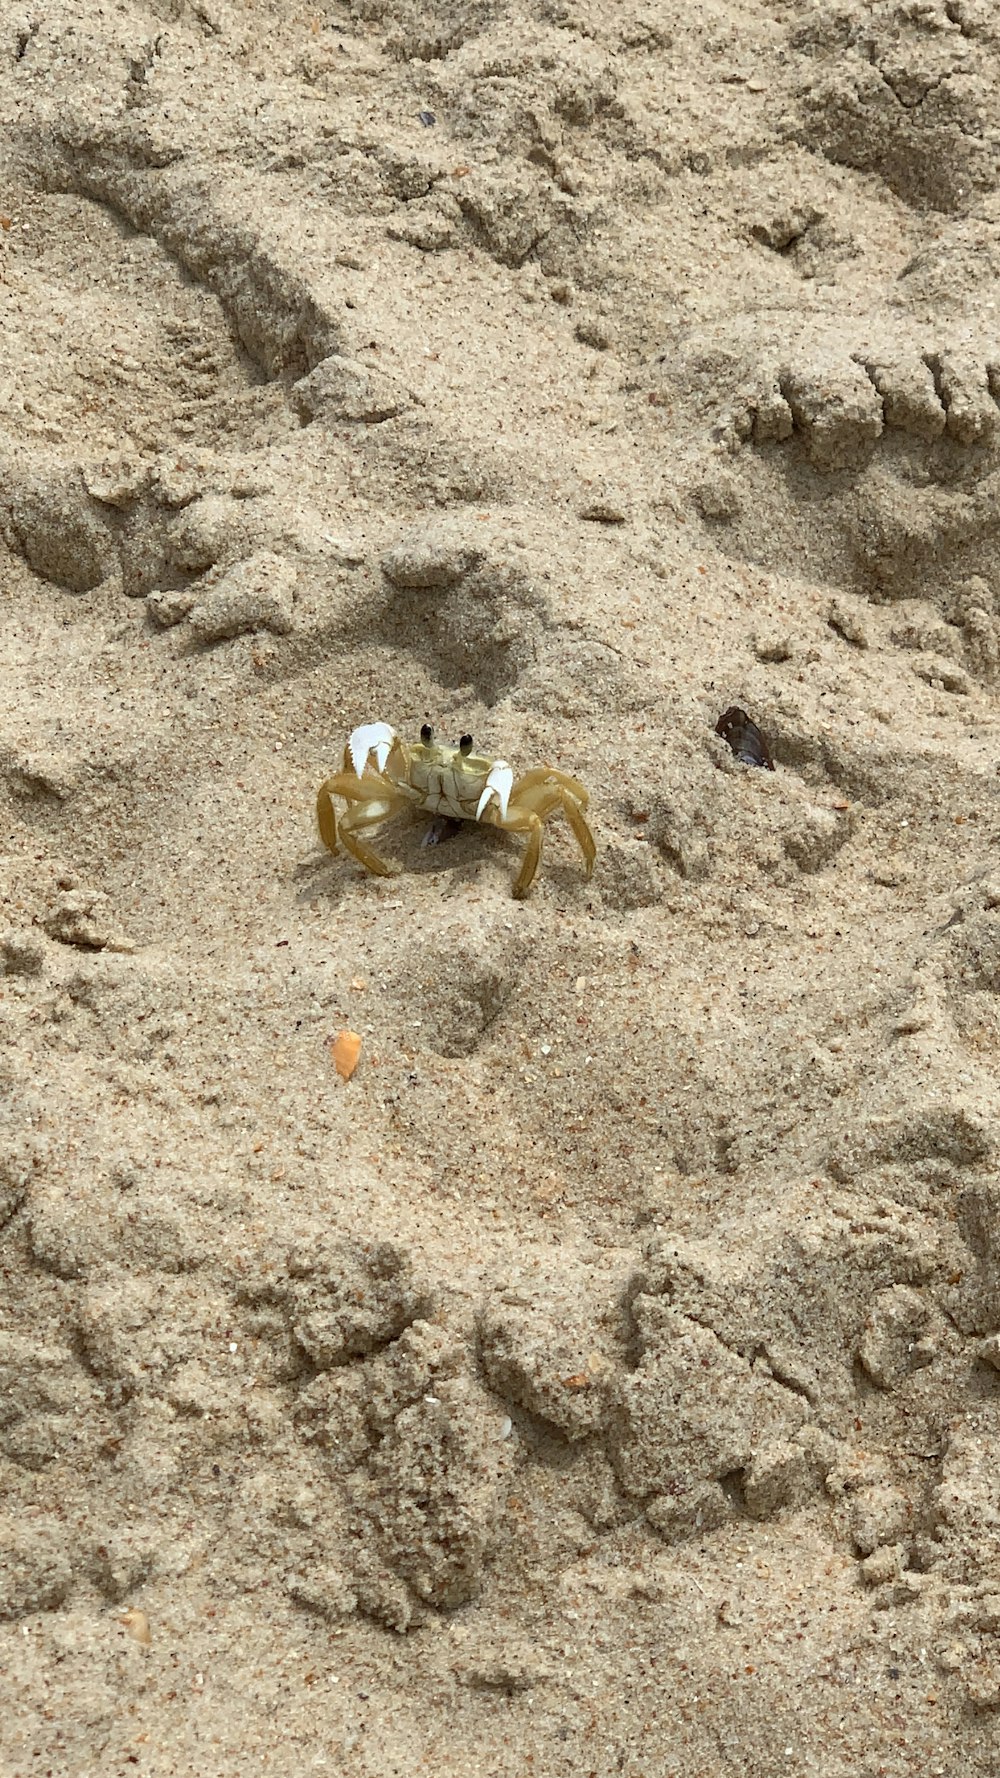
left=4, top=0, right=1000, bottom=1771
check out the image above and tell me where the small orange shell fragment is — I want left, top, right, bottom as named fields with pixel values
left=330, top=1029, right=362, bottom=1080
left=119, top=1609, right=152, bottom=1646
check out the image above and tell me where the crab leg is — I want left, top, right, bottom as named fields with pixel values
left=493, top=780, right=596, bottom=897
left=491, top=804, right=546, bottom=898
left=316, top=771, right=409, bottom=877
left=514, top=779, right=595, bottom=863
left=510, top=765, right=590, bottom=810
left=316, top=771, right=363, bottom=853
left=336, top=798, right=406, bottom=877
left=553, top=787, right=596, bottom=881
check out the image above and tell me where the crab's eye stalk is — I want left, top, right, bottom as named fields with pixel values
left=420, top=724, right=433, bottom=744
left=459, top=734, right=473, bottom=756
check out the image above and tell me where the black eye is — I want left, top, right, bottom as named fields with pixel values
left=459, top=734, right=473, bottom=755
left=420, top=724, right=433, bottom=744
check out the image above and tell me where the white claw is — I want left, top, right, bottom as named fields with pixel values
left=349, top=721, right=398, bottom=777
left=476, top=760, right=513, bottom=821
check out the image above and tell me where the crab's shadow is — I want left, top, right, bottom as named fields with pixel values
left=292, top=812, right=514, bottom=907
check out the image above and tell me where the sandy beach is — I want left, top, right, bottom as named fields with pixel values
left=4, top=1, right=1000, bottom=1771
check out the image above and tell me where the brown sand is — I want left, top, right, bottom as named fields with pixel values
left=4, top=0, right=1000, bottom=1771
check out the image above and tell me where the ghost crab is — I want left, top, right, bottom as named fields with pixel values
left=316, top=721, right=596, bottom=899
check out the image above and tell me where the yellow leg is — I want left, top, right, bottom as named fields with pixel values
left=511, top=766, right=590, bottom=809
left=337, top=798, right=403, bottom=878
left=557, top=789, right=596, bottom=880
left=498, top=779, right=596, bottom=894
left=316, top=775, right=346, bottom=853
left=316, top=771, right=408, bottom=878
left=494, top=804, right=545, bottom=899
left=317, top=771, right=378, bottom=854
